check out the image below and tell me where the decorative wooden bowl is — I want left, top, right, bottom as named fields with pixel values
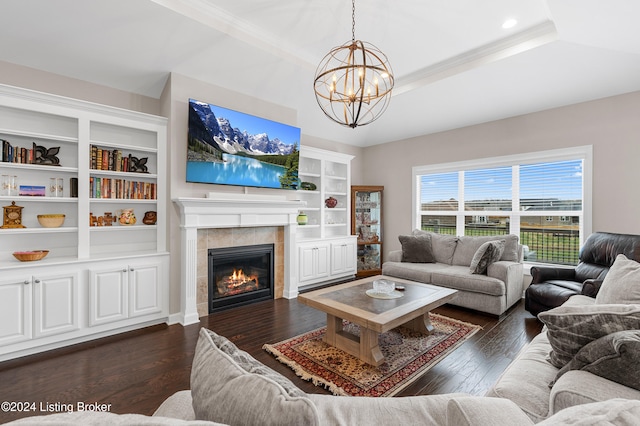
left=37, top=214, right=65, bottom=228
left=13, top=250, right=49, bottom=262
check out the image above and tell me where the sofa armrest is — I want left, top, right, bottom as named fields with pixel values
left=446, top=397, right=534, bottom=426
left=580, top=279, right=604, bottom=298
left=550, top=370, right=640, bottom=415
left=387, top=250, right=402, bottom=262
left=530, top=266, right=576, bottom=284
left=488, top=261, right=524, bottom=297
left=153, top=390, right=196, bottom=420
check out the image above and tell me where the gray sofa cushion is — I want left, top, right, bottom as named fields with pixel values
left=538, top=399, right=640, bottom=426
left=596, top=254, right=640, bottom=305
left=399, top=234, right=434, bottom=263
left=553, top=330, right=640, bottom=391
left=538, top=304, right=640, bottom=368
left=413, top=230, right=458, bottom=264
left=190, top=328, right=319, bottom=425
left=446, top=397, right=535, bottom=426
left=486, top=332, right=559, bottom=422
left=470, top=240, right=505, bottom=275
left=550, top=370, right=640, bottom=413
left=4, top=412, right=224, bottom=425
left=153, top=390, right=196, bottom=420
left=308, top=393, right=466, bottom=426
left=431, top=265, right=506, bottom=296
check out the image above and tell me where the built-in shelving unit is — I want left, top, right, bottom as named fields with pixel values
left=0, top=84, right=169, bottom=361
left=296, top=146, right=357, bottom=288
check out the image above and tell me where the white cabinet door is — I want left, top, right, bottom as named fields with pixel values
left=89, top=267, right=128, bottom=326
left=33, top=272, right=79, bottom=338
left=316, top=244, right=330, bottom=278
left=331, top=239, right=357, bottom=276
left=0, top=276, right=32, bottom=346
left=129, top=263, right=162, bottom=318
left=298, top=244, right=330, bottom=283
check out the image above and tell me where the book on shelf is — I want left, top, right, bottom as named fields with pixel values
left=90, top=145, right=146, bottom=173
left=2, top=139, right=35, bottom=164
left=89, top=176, right=156, bottom=200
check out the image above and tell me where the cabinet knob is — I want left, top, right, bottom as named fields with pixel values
left=129, top=268, right=134, bottom=272
left=24, top=280, right=30, bottom=285
left=34, top=279, right=41, bottom=284
left=123, top=269, right=128, bottom=273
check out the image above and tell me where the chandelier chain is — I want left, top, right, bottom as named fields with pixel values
left=351, top=0, right=356, bottom=41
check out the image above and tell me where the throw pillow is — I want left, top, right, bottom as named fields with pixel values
left=413, top=229, right=458, bottom=264
left=595, top=254, right=640, bottom=304
left=538, top=304, right=640, bottom=369
left=551, top=330, right=640, bottom=391
left=190, top=328, right=319, bottom=425
left=469, top=240, right=505, bottom=275
left=399, top=234, right=434, bottom=263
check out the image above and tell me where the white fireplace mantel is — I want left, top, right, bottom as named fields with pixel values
left=173, top=194, right=306, bottom=325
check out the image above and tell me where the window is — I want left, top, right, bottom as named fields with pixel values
left=413, top=147, right=592, bottom=265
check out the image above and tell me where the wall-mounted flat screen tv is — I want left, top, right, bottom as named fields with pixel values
left=187, top=98, right=300, bottom=190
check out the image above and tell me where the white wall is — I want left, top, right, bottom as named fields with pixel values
left=363, top=91, right=640, bottom=258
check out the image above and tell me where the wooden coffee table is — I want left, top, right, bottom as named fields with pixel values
left=298, top=275, right=457, bottom=366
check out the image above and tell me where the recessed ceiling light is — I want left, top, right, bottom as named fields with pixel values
left=502, top=18, right=518, bottom=29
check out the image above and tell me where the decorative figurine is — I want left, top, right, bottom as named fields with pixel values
left=1, top=201, right=26, bottom=228
left=103, top=212, right=114, bottom=226
left=118, top=208, right=136, bottom=225
left=143, top=211, right=157, bottom=225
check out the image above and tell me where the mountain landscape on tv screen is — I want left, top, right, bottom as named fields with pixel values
left=187, top=99, right=300, bottom=190
left=189, top=100, right=297, bottom=156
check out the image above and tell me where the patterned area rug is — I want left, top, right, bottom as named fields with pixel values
left=263, top=313, right=481, bottom=397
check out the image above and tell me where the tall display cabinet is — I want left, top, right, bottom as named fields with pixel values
left=296, top=146, right=357, bottom=289
left=351, top=185, right=383, bottom=277
left=0, top=84, right=168, bottom=361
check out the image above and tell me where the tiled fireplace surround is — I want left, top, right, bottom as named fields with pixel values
left=196, top=226, right=284, bottom=317
left=174, top=194, right=305, bottom=325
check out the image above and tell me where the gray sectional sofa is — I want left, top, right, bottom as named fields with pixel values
left=488, top=294, right=640, bottom=422
left=382, top=230, right=524, bottom=316
left=9, top=325, right=640, bottom=425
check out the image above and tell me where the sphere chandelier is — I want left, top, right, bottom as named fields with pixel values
left=313, top=0, right=394, bottom=128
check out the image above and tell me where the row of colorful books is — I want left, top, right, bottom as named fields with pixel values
left=90, top=145, right=145, bottom=173
left=2, top=139, right=37, bottom=164
left=90, top=177, right=156, bottom=200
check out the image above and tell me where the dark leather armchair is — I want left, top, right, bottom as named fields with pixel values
left=525, top=232, right=640, bottom=317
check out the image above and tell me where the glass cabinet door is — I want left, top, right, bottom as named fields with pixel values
left=351, top=185, right=383, bottom=277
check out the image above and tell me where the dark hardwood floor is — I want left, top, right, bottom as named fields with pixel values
left=0, top=297, right=542, bottom=424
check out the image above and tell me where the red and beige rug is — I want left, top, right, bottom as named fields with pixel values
left=263, top=313, right=480, bottom=397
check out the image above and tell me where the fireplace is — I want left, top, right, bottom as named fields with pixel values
left=208, top=243, right=274, bottom=312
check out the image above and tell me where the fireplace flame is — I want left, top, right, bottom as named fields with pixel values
left=225, top=269, right=259, bottom=289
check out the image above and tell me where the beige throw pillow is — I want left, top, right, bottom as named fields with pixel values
left=190, top=328, right=319, bottom=425
left=595, top=254, right=640, bottom=304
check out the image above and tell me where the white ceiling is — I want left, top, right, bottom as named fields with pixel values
left=1, top=0, right=639, bottom=147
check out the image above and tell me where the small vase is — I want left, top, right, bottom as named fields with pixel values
left=297, top=212, right=308, bottom=225
left=325, top=197, right=338, bottom=208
